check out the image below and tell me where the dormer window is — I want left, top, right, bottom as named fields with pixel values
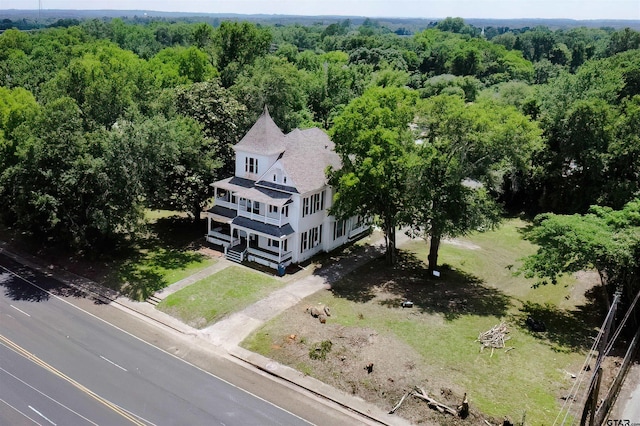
left=245, top=157, right=258, bottom=174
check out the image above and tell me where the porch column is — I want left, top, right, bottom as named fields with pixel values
left=278, top=238, right=283, bottom=262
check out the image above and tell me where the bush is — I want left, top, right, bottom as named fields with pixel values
left=309, top=340, right=333, bottom=361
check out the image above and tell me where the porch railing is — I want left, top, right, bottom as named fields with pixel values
left=247, top=247, right=292, bottom=263
left=237, top=209, right=284, bottom=226
left=213, top=198, right=236, bottom=210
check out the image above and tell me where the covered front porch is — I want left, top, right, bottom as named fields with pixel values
left=216, top=217, right=295, bottom=275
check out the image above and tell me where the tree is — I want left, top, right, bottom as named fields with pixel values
left=214, top=21, right=272, bottom=88
left=148, top=46, right=217, bottom=88
left=174, top=80, right=248, bottom=177
left=407, top=95, right=541, bottom=271
left=41, top=42, right=152, bottom=129
left=520, top=199, right=640, bottom=309
left=328, top=86, right=418, bottom=265
left=0, top=97, right=145, bottom=250
left=231, top=55, right=312, bottom=132
left=110, top=114, right=216, bottom=221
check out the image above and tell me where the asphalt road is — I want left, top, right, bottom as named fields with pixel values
left=0, top=253, right=316, bottom=426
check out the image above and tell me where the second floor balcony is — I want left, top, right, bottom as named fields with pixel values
left=213, top=185, right=292, bottom=228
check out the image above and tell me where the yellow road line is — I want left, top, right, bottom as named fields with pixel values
left=0, top=334, right=147, bottom=425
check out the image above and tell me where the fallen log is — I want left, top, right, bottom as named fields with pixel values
left=412, top=387, right=458, bottom=416
left=389, top=392, right=409, bottom=414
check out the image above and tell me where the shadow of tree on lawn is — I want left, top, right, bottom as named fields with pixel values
left=109, top=216, right=209, bottom=301
left=117, top=248, right=206, bottom=301
left=328, top=250, right=512, bottom=320
left=514, top=295, right=604, bottom=352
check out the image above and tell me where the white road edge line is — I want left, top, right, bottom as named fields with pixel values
left=99, top=355, right=128, bottom=372
left=28, top=406, right=57, bottom=426
left=0, top=398, right=43, bottom=426
left=10, top=304, right=31, bottom=317
left=0, top=366, right=99, bottom=426
left=0, top=262, right=313, bottom=426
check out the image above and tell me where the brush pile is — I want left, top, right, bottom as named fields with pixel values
left=477, top=322, right=510, bottom=352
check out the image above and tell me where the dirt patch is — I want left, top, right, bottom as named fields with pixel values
left=443, top=238, right=481, bottom=250
left=255, top=303, right=501, bottom=425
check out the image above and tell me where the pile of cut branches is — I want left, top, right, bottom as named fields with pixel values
left=477, top=322, right=511, bottom=354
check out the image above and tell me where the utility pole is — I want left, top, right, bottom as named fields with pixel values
left=580, top=290, right=621, bottom=425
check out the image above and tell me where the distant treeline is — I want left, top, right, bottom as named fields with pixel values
left=2, top=9, right=639, bottom=32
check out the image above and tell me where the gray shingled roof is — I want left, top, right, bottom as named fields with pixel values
left=232, top=216, right=295, bottom=238
left=233, top=107, right=286, bottom=156
left=228, top=107, right=342, bottom=196
left=280, top=128, right=341, bottom=194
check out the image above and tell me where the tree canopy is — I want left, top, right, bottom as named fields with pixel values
left=1, top=16, right=638, bottom=260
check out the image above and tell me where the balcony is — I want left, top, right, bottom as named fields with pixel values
left=214, top=198, right=236, bottom=210
left=237, top=209, right=285, bottom=227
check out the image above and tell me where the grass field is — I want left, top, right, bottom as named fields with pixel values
left=156, top=266, right=284, bottom=329
left=242, top=219, right=600, bottom=424
left=114, top=247, right=216, bottom=301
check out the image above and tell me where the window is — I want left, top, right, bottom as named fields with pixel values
left=301, top=225, right=323, bottom=253
left=334, top=220, right=346, bottom=240
left=245, top=157, right=258, bottom=174
left=302, top=190, right=326, bottom=217
left=269, top=239, right=279, bottom=248
left=283, top=205, right=289, bottom=217
left=273, top=174, right=277, bottom=182
left=283, top=176, right=287, bottom=184
left=302, top=197, right=310, bottom=217
left=269, top=205, right=278, bottom=214
left=251, top=201, right=260, bottom=214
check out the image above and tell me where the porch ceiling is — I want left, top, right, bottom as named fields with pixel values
left=207, top=205, right=235, bottom=224
left=232, top=216, right=294, bottom=238
left=213, top=176, right=255, bottom=192
left=234, top=187, right=292, bottom=206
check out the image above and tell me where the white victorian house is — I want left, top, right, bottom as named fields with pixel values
left=205, top=107, right=369, bottom=274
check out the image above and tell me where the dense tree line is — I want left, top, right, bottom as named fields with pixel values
left=0, top=18, right=639, bottom=303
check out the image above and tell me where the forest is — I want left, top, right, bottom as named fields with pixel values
left=0, top=16, right=639, bottom=306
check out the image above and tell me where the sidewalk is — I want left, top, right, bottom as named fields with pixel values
left=1, top=232, right=414, bottom=426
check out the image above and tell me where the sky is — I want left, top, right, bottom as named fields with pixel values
left=2, top=0, right=639, bottom=21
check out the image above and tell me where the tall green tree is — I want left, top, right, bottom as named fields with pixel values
left=328, top=86, right=418, bottom=265
left=407, top=95, right=541, bottom=271
left=520, top=199, right=640, bottom=309
left=41, top=42, right=152, bottom=129
left=231, top=55, right=312, bottom=132
left=174, top=80, right=248, bottom=177
left=214, top=21, right=272, bottom=88
left=0, top=97, right=145, bottom=250
left=109, top=114, right=216, bottom=221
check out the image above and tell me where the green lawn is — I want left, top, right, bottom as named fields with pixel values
left=157, top=266, right=284, bottom=329
left=115, top=247, right=216, bottom=301
left=243, top=219, right=596, bottom=424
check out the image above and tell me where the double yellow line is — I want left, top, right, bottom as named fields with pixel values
left=0, top=333, right=147, bottom=425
